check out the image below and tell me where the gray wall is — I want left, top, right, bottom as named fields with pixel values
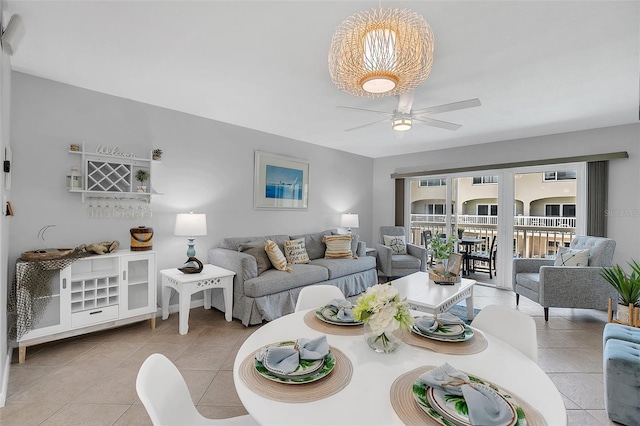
left=8, top=72, right=374, bottom=304
left=372, top=123, right=640, bottom=267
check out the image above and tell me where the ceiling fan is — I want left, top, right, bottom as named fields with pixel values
left=339, top=92, right=481, bottom=132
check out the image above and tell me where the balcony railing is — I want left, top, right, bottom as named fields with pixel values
left=410, top=214, right=575, bottom=228
left=410, top=214, right=576, bottom=259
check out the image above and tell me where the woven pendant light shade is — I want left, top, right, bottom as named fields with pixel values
left=328, top=8, right=434, bottom=98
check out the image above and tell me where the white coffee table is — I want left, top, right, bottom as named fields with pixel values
left=160, top=264, right=235, bottom=334
left=391, top=271, right=476, bottom=320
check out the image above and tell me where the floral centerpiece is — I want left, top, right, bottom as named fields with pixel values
left=352, top=284, right=414, bottom=353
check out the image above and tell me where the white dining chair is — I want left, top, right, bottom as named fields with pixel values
left=136, top=353, right=258, bottom=426
left=294, top=285, right=345, bottom=312
left=470, top=304, right=538, bottom=363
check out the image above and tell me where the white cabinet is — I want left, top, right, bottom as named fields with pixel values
left=16, top=250, right=156, bottom=363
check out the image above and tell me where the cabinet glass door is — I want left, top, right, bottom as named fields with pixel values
left=120, top=254, right=155, bottom=318
left=16, top=265, right=71, bottom=341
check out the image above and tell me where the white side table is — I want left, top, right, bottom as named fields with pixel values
left=160, top=264, right=235, bottom=335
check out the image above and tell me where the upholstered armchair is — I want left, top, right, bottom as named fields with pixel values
left=513, top=235, right=617, bottom=321
left=376, top=226, right=428, bottom=281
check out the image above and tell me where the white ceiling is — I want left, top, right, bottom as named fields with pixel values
left=4, top=1, right=639, bottom=158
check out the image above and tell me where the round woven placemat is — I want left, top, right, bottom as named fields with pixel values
left=398, top=328, right=488, bottom=355
left=239, top=346, right=353, bottom=403
left=390, top=366, right=547, bottom=426
left=303, top=310, right=364, bottom=336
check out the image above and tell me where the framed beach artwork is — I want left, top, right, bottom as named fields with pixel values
left=254, top=151, right=309, bottom=210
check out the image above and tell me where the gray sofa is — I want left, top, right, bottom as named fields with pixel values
left=207, top=230, right=377, bottom=326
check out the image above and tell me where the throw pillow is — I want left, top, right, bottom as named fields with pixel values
left=284, top=238, right=310, bottom=264
left=265, top=239, right=292, bottom=272
left=238, top=240, right=272, bottom=275
left=383, top=234, right=407, bottom=255
left=323, top=234, right=353, bottom=259
left=554, top=246, right=589, bottom=266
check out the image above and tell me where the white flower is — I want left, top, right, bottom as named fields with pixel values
left=368, top=303, right=400, bottom=334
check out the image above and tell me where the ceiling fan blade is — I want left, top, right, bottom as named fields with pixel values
left=337, top=105, right=392, bottom=116
left=397, top=91, right=415, bottom=114
left=413, top=117, right=462, bottom=131
left=344, top=118, right=389, bottom=132
left=412, top=98, right=481, bottom=115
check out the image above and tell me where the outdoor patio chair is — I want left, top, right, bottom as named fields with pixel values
left=468, top=235, right=497, bottom=279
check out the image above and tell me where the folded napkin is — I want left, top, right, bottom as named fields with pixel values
left=255, top=336, right=329, bottom=375
left=326, top=299, right=355, bottom=322
left=419, top=363, right=513, bottom=425
left=414, top=312, right=463, bottom=334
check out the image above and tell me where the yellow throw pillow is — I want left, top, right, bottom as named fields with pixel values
left=265, top=240, right=292, bottom=272
left=323, top=234, right=354, bottom=259
left=284, top=238, right=310, bottom=264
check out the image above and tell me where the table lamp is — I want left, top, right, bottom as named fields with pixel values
left=174, top=212, right=207, bottom=267
left=340, top=213, right=359, bottom=234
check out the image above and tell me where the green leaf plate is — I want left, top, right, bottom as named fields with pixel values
left=254, top=342, right=336, bottom=384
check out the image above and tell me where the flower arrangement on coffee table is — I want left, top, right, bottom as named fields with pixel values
left=353, top=284, right=414, bottom=353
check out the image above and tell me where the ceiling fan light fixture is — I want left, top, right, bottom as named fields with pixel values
left=328, top=8, right=434, bottom=98
left=392, top=117, right=412, bottom=131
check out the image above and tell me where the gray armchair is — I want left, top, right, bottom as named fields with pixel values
left=376, top=226, right=427, bottom=281
left=513, top=235, right=617, bottom=321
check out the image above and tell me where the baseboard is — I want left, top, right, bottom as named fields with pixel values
left=154, top=299, right=205, bottom=318
left=0, top=347, right=11, bottom=407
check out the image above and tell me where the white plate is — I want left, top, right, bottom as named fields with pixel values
left=411, top=324, right=474, bottom=342
left=254, top=342, right=336, bottom=385
left=412, top=375, right=526, bottom=426
left=315, top=307, right=363, bottom=326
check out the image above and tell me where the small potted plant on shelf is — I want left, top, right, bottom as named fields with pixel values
left=135, top=169, right=150, bottom=192
left=152, top=149, right=163, bottom=161
left=430, top=234, right=456, bottom=276
left=600, top=260, right=640, bottom=324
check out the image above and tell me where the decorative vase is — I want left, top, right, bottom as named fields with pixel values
left=137, top=185, right=147, bottom=192
left=363, top=322, right=401, bottom=353
left=617, top=303, right=631, bottom=324
left=152, top=154, right=161, bottom=161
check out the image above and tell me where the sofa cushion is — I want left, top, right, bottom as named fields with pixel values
left=391, top=254, right=420, bottom=269
left=309, top=256, right=376, bottom=280
left=515, top=272, right=540, bottom=293
left=383, top=234, right=407, bottom=255
left=323, top=234, right=353, bottom=259
left=284, top=237, right=309, bottom=264
left=244, top=264, right=330, bottom=298
left=220, top=235, right=289, bottom=252
left=554, top=246, right=589, bottom=266
left=331, top=230, right=360, bottom=258
left=290, top=230, right=332, bottom=260
left=238, top=240, right=272, bottom=275
left=265, top=240, right=291, bottom=272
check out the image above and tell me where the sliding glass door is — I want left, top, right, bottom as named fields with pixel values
left=409, top=163, right=585, bottom=289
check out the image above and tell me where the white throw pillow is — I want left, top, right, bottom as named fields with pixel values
left=383, top=234, right=407, bottom=255
left=323, top=234, right=353, bottom=259
left=554, top=246, right=589, bottom=266
left=284, top=238, right=310, bottom=264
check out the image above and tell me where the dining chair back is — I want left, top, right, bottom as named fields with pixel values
left=468, top=235, right=497, bottom=278
left=136, top=353, right=257, bottom=425
left=471, top=304, right=538, bottom=363
left=295, top=285, right=345, bottom=312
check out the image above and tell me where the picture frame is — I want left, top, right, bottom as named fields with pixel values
left=254, top=151, right=309, bottom=210
left=446, top=252, right=463, bottom=277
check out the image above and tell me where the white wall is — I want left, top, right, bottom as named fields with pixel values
left=8, top=72, right=374, bottom=309
left=0, top=13, right=11, bottom=407
left=373, top=123, right=640, bottom=267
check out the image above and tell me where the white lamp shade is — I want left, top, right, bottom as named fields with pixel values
left=340, top=213, right=359, bottom=229
left=174, top=213, right=207, bottom=236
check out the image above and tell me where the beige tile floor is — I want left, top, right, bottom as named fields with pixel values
left=0, top=284, right=616, bottom=425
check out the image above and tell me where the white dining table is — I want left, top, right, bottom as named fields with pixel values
left=233, top=309, right=567, bottom=426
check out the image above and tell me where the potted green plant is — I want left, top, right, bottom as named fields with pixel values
left=152, top=148, right=163, bottom=161
left=430, top=234, right=456, bottom=275
left=600, top=260, right=640, bottom=324
left=457, top=227, right=465, bottom=239
left=135, top=169, right=150, bottom=192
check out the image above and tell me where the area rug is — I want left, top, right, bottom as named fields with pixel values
left=448, top=304, right=481, bottom=324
